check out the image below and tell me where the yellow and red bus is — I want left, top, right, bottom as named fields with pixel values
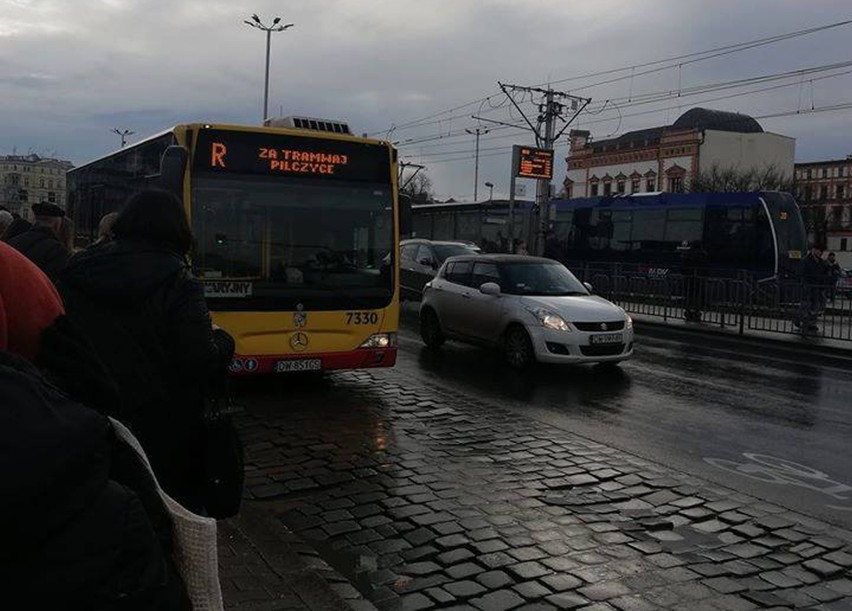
left=68, top=118, right=405, bottom=374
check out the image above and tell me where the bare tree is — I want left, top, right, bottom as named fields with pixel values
left=688, top=164, right=796, bottom=194
left=401, top=171, right=434, bottom=202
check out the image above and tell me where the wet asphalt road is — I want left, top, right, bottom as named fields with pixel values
left=397, top=305, right=852, bottom=531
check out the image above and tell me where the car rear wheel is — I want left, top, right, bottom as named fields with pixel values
left=504, top=325, right=534, bottom=369
left=420, top=308, right=445, bottom=348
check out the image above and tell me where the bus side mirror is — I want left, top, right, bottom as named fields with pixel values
left=399, top=194, right=413, bottom=238
left=160, top=145, right=188, bottom=200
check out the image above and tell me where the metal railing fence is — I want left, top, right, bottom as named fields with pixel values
left=572, top=263, right=852, bottom=343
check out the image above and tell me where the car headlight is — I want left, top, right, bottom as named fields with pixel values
left=360, top=333, right=397, bottom=348
left=529, top=308, right=570, bottom=331
left=625, top=314, right=633, bottom=330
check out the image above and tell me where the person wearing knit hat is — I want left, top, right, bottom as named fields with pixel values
left=0, top=242, right=64, bottom=360
left=5, top=202, right=71, bottom=280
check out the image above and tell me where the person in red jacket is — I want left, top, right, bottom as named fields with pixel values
left=0, top=242, right=189, bottom=610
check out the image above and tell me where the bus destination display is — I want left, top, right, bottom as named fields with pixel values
left=514, top=146, right=554, bottom=180
left=194, top=129, right=391, bottom=183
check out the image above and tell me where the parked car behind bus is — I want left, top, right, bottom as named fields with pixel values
left=400, top=239, right=479, bottom=300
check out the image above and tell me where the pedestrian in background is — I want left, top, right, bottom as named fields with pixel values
left=5, top=202, right=70, bottom=280
left=0, top=209, right=12, bottom=238
left=60, top=189, right=236, bottom=513
left=514, top=239, right=529, bottom=255
left=1, top=212, right=32, bottom=242
left=826, top=251, right=841, bottom=302
left=794, top=244, right=829, bottom=332
left=93, top=211, right=120, bottom=246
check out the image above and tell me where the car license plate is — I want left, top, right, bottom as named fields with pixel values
left=275, top=359, right=322, bottom=372
left=590, top=333, right=623, bottom=345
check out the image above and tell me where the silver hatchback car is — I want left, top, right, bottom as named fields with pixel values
left=420, top=255, right=634, bottom=368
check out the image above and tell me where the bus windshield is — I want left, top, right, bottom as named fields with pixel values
left=192, top=174, right=394, bottom=311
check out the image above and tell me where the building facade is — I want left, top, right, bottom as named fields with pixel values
left=0, top=154, right=74, bottom=221
left=563, top=108, right=794, bottom=199
left=794, top=157, right=852, bottom=265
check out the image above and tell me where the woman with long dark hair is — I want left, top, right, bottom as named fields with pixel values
left=61, top=189, right=235, bottom=513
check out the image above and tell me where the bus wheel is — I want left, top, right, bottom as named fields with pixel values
left=504, top=325, right=534, bottom=369
left=420, top=308, right=445, bottom=348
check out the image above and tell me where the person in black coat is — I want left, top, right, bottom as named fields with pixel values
left=6, top=202, right=70, bottom=280
left=0, top=241, right=189, bottom=610
left=60, top=189, right=235, bottom=513
left=794, top=244, right=830, bottom=331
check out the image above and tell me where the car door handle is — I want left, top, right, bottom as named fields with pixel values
left=461, top=293, right=472, bottom=299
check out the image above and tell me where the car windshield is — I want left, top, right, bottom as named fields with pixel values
left=433, top=243, right=476, bottom=262
left=500, top=261, right=589, bottom=296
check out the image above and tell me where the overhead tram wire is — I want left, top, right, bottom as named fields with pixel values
left=395, top=61, right=852, bottom=153
left=393, top=59, right=852, bottom=149
left=539, top=19, right=852, bottom=91
left=367, top=19, right=852, bottom=138
left=404, top=94, right=852, bottom=165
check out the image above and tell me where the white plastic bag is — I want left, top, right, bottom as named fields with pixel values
left=109, top=417, right=224, bottom=611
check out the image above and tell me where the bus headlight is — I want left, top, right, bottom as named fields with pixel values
left=360, top=333, right=397, bottom=348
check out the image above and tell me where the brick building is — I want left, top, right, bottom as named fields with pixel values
left=563, top=107, right=794, bottom=199
left=0, top=154, right=74, bottom=221
left=794, top=156, right=852, bottom=265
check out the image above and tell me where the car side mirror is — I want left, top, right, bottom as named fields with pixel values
left=419, top=257, right=435, bottom=268
left=583, top=282, right=593, bottom=293
left=480, top=282, right=501, bottom=296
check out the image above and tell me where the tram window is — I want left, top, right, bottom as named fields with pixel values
left=610, top=210, right=631, bottom=251
left=755, top=206, right=775, bottom=269
left=631, top=209, right=666, bottom=247
left=665, top=208, right=703, bottom=243
left=705, top=206, right=755, bottom=267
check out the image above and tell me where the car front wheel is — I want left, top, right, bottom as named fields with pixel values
left=420, top=307, right=445, bottom=348
left=504, top=325, right=535, bottom=369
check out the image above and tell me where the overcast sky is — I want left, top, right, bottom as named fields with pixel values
left=2, top=0, right=851, bottom=200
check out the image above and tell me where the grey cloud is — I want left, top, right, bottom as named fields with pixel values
left=0, top=0, right=850, bottom=195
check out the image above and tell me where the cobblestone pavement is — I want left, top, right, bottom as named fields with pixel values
left=218, top=501, right=377, bottom=610
left=234, top=370, right=852, bottom=611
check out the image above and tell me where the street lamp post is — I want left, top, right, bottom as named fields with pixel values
left=244, top=14, right=294, bottom=123
left=112, top=128, right=134, bottom=148
left=485, top=181, right=494, bottom=202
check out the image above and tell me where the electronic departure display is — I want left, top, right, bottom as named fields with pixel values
left=514, top=146, right=554, bottom=180
left=193, top=128, right=391, bottom=183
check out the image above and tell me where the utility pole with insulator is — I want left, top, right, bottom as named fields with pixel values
left=465, top=127, right=489, bottom=201
left=473, top=84, right=590, bottom=254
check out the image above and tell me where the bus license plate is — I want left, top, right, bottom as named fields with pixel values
left=590, top=334, right=623, bottom=345
left=275, top=359, right=322, bottom=372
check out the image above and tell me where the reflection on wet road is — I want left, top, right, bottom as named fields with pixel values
left=395, top=312, right=852, bottom=529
